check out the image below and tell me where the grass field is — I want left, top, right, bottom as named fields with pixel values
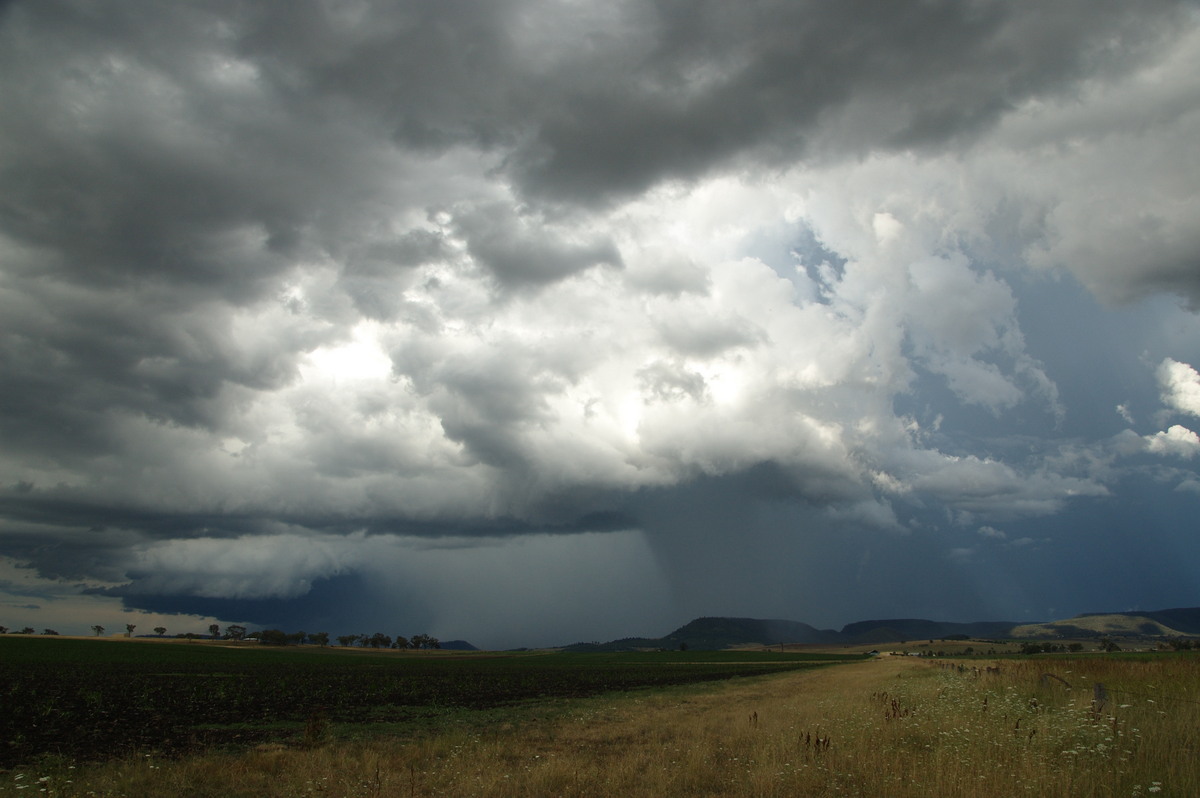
left=1, top=640, right=1196, bottom=797
left=0, top=637, right=851, bottom=768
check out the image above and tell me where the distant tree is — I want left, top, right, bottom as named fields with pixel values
left=367, top=632, right=392, bottom=649
left=309, top=632, right=329, bottom=646
left=1099, top=637, right=1122, bottom=653
left=288, top=631, right=307, bottom=645
left=185, top=632, right=197, bottom=642
left=208, top=623, right=220, bottom=639
left=0, top=626, right=7, bottom=634
left=1068, top=642, right=1083, bottom=652
left=225, top=624, right=247, bottom=641
left=125, top=623, right=136, bottom=638
left=91, top=625, right=105, bottom=637
left=336, top=635, right=358, bottom=647
left=153, top=626, right=167, bottom=636
left=408, top=633, right=439, bottom=650
left=20, top=627, right=35, bottom=635
left=258, top=629, right=290, bottom=646
left=42, top=629, right=59, bottom=635
left=679, top=642, right=688, bottom=651
left=393, top=635, right=408, bottom=650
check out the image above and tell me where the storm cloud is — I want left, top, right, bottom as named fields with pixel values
left=1, top=0, right=1198, bottom=645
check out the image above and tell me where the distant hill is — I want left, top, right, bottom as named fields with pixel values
left=438, top=639, right=478, bottom=651
left=1012, top=608, right=1200, bottom=640
left=1084, top=608, right=1200, bottom=636
left=668, top=617, right=841, bottom=649
left=562, top=617, right=839, bottom=652
left=560, top=606, right=1200, bottom=651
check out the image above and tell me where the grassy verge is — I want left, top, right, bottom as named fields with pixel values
left=4, top=652, right=1197, bottom=797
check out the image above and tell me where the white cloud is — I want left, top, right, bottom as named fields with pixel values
left=1158, top=358, right=1200, bottom=417
left=1145, top=425, right=1200, bottom=459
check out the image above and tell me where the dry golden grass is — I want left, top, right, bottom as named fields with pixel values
left=5, top=653, right=1197, bottom=797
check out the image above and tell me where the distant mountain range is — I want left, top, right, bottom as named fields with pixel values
left=560, top=607, right=1200, bottom=651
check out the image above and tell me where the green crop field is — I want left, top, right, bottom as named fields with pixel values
left=2, top=643, right=1198, bottom=797
left=0, top=637, right=857, bottom=768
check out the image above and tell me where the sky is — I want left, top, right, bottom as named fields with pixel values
left=1, top=0, right=1199, bottom=649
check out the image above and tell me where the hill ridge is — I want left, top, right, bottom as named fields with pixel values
left=561, top=607, right=1200, bottom=651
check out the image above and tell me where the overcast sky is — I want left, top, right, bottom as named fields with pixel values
left=2, top=0, right=1199, bottom=648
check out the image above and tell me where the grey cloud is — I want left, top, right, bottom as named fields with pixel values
left=511, top=0, right=1184, bottom=203
left=3, top=4, right=319, bottom=295
left=448, top=202, right=623, bottom=290
left=229, top=0, right=533, bottom=153
left=897, top=449, right=1109, bottom=519
left=653, top=310, right=762, bottom=357
left=340, top=230, right=448, bottom=321
left=389, top=332, right=595, bottom=482
left=624, top=250, right=710, bottom=296
left=0, top=278, right=331, bottom=466
left=638, top=361, right=708, bottom=404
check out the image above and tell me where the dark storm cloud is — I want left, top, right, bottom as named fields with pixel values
left=1, top=0, right=1198, bottom=643
left=101, top=572, right=409, bottom=634
left=1, top=2, right=349, bottom=294
left=510, top=0, right=1183, bottom=203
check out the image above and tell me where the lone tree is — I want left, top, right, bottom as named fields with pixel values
left=209, top=623, right=220, bottom=639
left=92, top=625, right=105, bottom=636
left=336, top=634, right=358, bottom=647
left=153, top=626, right=167, bottom=636
left=125, top=623, right=136, bottom=638
left=225, top=624, right=247, bottom=641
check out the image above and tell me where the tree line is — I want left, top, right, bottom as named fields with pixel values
left=0, top=623, right=440, bottom=649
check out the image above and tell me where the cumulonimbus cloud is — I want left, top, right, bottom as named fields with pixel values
left=0, top=0, right=1198, bottom=639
